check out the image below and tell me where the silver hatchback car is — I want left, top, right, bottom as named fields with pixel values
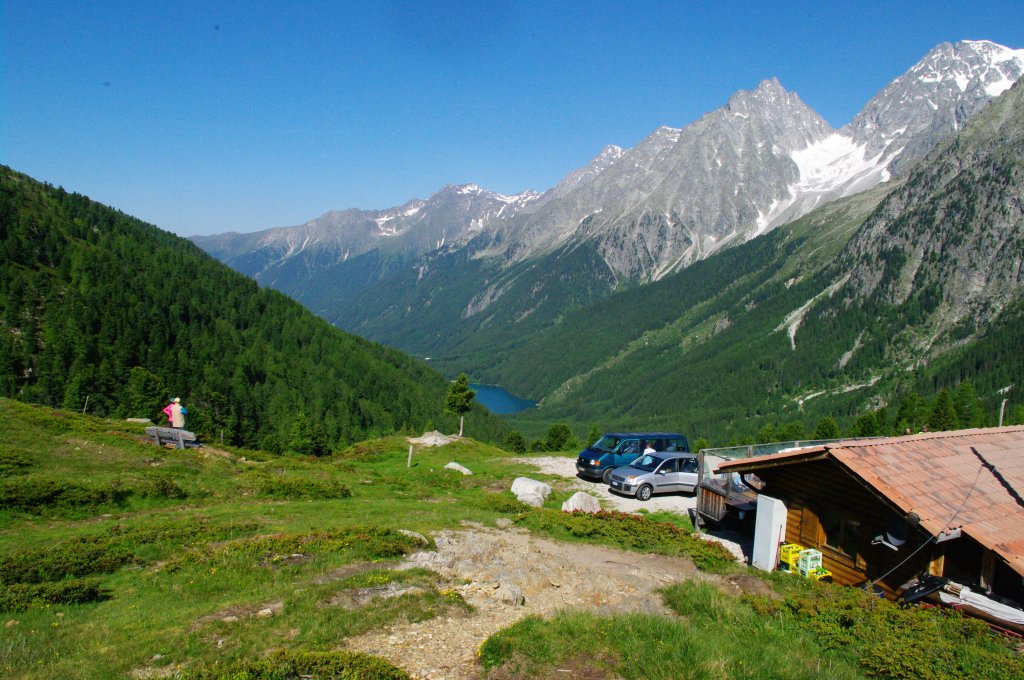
left=607, top=453, right=699, bottom=501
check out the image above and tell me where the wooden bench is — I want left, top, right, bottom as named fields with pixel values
left=145, top=426, right=200, bottom=449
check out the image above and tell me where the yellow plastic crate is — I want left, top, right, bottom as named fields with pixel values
left=810, top=567, right=832, bottom=582
left=779, top=543, right=804, bottom=571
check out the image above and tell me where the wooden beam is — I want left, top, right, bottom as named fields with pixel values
left=980, top=550, right=997, bottom=591
left=928, top=547, right=945, bottom=577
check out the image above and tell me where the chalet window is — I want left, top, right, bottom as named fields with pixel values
left=821, top=507, right=842, bottom=550
left=819, top=506, right=863, bottom=562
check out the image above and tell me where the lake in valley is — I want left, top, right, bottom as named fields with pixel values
left=470, top=383, right=537, bottom=415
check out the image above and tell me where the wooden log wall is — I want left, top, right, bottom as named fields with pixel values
left=756, top=459, right=936, bottom=596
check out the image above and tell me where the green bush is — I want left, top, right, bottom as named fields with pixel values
left=253, top=474, right=352, bottom=500
left=173, top=527, right=426, bottom=570
left=0, top=447, right=33, bottom=475
left=0, top=520, right=261, bottom=585
left=478, top=492, right=530, bottom=514
left=773, top=581, right=1024, bottom=679
left=0, top=477, right=131, bottom=512
left=179, top=649, right=409, bottom=679
left=0, top=536, right=133, bottom=584
left=516, top=509, right=736, bottom=571
left=140, top=476, right=188, bottom=499
left=0, top=577, right=110, bottom=612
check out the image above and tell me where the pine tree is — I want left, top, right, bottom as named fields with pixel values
left=928, top=390, right=958, bottom=432
left=851, top=411, right=881, bottom=437
left=445, top=374, right=476, bottom=437
left=756, top=423, right=777, bottom=444
left=504, top=431, right=527, bottom=453
left=953, top=380, right=985, bottom=428
left=895, top=392, right=928, bottom=433
left=778, top=421, right=807, bottom=441
left=813, top=416, right=840, bottom=440
left=123, top=366, right=166, bottom=419
left=545, top=423, right=579, bottom=452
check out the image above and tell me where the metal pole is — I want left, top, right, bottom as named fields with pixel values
left=999, top=399, right=1008, bottom=427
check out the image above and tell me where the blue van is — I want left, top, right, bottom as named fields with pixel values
left=575, top=432, right=690, bottom=484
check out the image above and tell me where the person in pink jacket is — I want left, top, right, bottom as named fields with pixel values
left=162, top=397, right=187, bottom=429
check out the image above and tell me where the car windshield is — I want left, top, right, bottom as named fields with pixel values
left=631, top=454, right=665, bottom=472
left=591, top=435, right=621, bottom=452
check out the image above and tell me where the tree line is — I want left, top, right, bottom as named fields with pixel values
left=498, top=380, right=1022, bottom=454
left=0, top=167, right=507, bottom=453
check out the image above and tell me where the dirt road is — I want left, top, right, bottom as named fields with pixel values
left=344, top=523, right=763, bottom=679
left=342, top=457, right=757, bottom=678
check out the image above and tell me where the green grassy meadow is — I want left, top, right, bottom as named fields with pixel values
left=2, top=398, right=1020, bottom=679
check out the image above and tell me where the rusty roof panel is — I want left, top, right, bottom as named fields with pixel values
left=720, top=426, right=1024, bottom=576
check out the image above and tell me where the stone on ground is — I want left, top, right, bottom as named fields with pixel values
left=511, top=477, right=551, bottom=501
left=561, top=491, right=601, bottom=513
left=444, top=461, right=472, bottom=475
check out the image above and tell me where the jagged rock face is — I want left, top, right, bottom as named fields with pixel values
left=848, top=40, right=1024, bottom=177
left=571, top=79, right=834, bottom=280
left=192, top=184, right=540, bottom=281
left=836, top=77, right=1024, bottom=351
left=194, top=40, right=1024, bottom=341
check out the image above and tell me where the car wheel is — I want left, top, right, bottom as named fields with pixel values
left=602, top=468, right=614, bottom=485
left=637, top=484, right=653, bottom=501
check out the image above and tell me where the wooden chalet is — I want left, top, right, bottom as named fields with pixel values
left=715, top=427, right=1024, bottom=608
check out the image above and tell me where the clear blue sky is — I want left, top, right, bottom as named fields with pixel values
left=3, top=1, right=1023, bottom=236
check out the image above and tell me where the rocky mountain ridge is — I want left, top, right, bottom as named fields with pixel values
left=194, top=40, right=1024, bottom=364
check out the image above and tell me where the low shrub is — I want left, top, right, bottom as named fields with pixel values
left=478, top=492, right=530, bottom=514
left=107, top=518, right=261, bottom=546
left=0, top=447, right=33, bottom=475
left=778, top=584, right=1024, bottom=679
left=0, top=577, right=110, bottom=612
left=254, top=474, right=352, bottom=500
left=179, top=649, right=409, bottom=679
left=172, top=527, right=425, bottom=570
left=0, top=519, right=262, bottom=585
left=0, top=477, right=131, bottom=513
left=0, top=536, right=133, bottom=584
left=140, top=476, right=188, bottom=499
left=516, top=509, right=736, bottom=571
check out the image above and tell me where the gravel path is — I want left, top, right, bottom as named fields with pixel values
left=511, top=455, right=699, bottom=515
left=344, top=524, right=765, bottom=679
left=340, top=455, right=753, bottom=679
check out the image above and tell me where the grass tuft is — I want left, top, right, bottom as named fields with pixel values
left=515, top=509, right=736, bottom=571
left=179, top=648, right=410, bottom=679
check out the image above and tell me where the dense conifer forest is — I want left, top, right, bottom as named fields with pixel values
left=0, top=167, right=506, bottom=451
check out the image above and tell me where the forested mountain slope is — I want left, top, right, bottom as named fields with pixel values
left=0, top=167, right=504, bottom=450
left=505, top=79, right=1024, bottom=441
left=195, top=42, right=1023, bottom=375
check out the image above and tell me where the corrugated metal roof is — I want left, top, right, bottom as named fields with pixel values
left=717, top=427, right=1024, bottom=576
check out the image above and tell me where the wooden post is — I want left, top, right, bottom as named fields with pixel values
left=980, top=550, right=997, bottom=591
left=928, top=547, right=945, bottom=577
left=407, top=445, right=414, bottom=468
